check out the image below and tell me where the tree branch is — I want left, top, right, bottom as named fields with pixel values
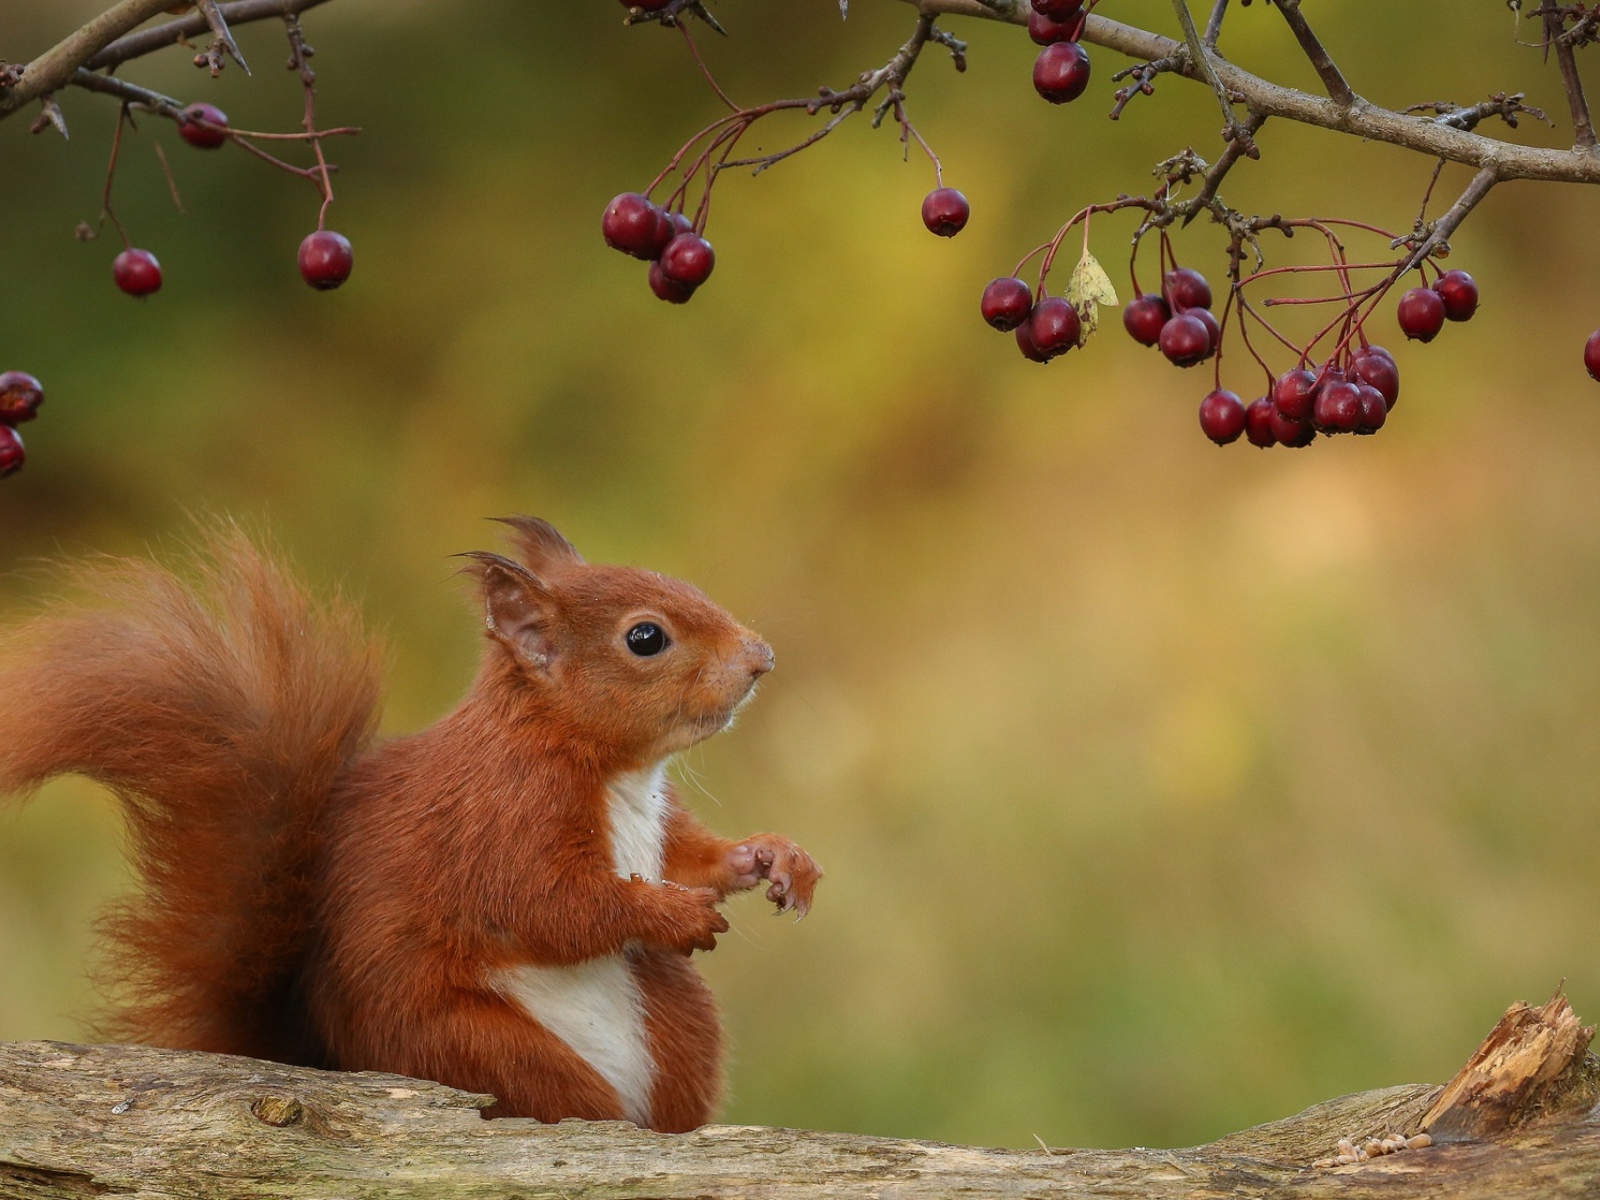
left=0, top=0, right=175, bottom=118
left=1, top=994, right=1597, bottom=1199
left=896, top=2, right=1600, bottom=184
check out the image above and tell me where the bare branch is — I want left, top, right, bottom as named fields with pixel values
left=86, top=0, right=333, bottom=73
left=0, top=0, right=175, bottom=118
left=1272, top=0, right=1355, bottom=107
left=1169, top=0, right=1254, bottom=153
left=70, top=67, right=182, bottom=119
left=1202, top=0, right=1228, bottom=50
left=894, top=3, right=1600, bottom=185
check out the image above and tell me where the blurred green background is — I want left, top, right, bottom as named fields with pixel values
left=3, top=0, right=1599, bottom=1152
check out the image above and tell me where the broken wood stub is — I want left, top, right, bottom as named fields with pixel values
left=1421, top=990, right=1599, bottom=1142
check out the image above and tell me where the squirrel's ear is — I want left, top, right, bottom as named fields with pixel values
left=493, top=516, right=585, bottom=577
left=459, top=551, right=560, bottom=674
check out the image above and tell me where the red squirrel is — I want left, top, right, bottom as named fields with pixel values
left=0, top=517, right=820, bottom=1131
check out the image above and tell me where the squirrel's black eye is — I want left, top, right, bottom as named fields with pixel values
left=626, top=622, right=668, bottom=657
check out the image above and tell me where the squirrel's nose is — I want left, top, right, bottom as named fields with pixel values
left=742, top=636, right=775, bottom=678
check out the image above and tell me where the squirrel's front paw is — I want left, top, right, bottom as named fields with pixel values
left=728, top=834, right=822, bottom=918
left=656, top=882, right=730, bottom=954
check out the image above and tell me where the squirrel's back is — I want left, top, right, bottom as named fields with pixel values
left=0, top=525, right=381, bottom=1062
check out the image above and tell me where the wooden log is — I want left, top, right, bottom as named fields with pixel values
left=2, top=993, right=1598, bottom=1199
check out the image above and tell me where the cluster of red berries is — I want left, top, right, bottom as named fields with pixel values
left=109, top=102, right=354, bottom=298
left=1395, top=268, right=1477, bottom=342
left=1196, top=346, right=1400, bottom=449
left=979, top=276, right=1082, bottom=361
left=1030, top=0, right=1092, bottom=105
left=602, top=193, right=716, bottom=303
left=1122, top=268, right=1221, bottom=367
left=0, top=371, right=44, bottom=479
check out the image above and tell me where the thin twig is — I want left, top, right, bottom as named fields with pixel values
left=195, top=0, right=252, bottom=75
left=1543, top=5, right=1598, bottom=150
left=1169, top=0, right=1252, bottom=149
left=1202, top=0, right=1228, bottom=49
left=86, top=0, right=333, bottom=73
left=1272, top=0, right=1354, bottom=107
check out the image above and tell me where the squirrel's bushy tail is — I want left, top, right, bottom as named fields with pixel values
left=0, top=525, right=381, bottom=1063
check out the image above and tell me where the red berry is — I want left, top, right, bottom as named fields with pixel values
left=1397, top=286, right=1445, bottom=342
left=1586, top=329, right=1600, bottom=381
left=1313, top=379, right=1362, bottom=433
left=1348, top=347, right=1400, bottom=410
left=1198, top=389, right=1246, bottom=445
left=1270, top=409, right=1316, bottom=448
left=1244, top=396, right=1277, bottom=448
left=1159, top=313, right=1211, bottom=367
left=1353, top=383, right=1387, bottom=435
left=1028, top=8, right=1085, bottom=43
left=0, top=424, right=23, bottom=478
left=1433, top=269, right=1478, bottom=322
left=178, top=102, right=229, bottom=149
left=1028, top=297, right=1081, bottom=358
left=648, top=260, right=696, bottom=304
left=660, top=233, right=715, bottom=287
left=1031, top=0, right=1083, bottom=16
left=112, top=248, right=162, bottom=297
left=981, top=277, right=1034, bottom=331
left=602, top=192, right=664, bottom=259
left=1189, top=308, right=1221, bottom=360
left=1122, top=294, right=1169, bottom=346
left=921, top=188, right=970, bottom=238
left=1033, top=41, right=1091, bottom=104
left=1271, top=368, right=1317, bottom=421
left=1015, top=319, right=1050, bottom=363
left=0, top=371, right=44, bottom=424
left=1164, top=267, right=1212, bottom=311
left=298, top=230, right=353, bottom=290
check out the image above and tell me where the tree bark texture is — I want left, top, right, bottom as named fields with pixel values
left=1, top=994, right=1597, bottom=1199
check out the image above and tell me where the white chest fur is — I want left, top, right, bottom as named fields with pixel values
left=494, top=761, right=671, bottom=1127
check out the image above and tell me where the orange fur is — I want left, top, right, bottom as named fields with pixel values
left=0, top=518, right=820, bottom=1131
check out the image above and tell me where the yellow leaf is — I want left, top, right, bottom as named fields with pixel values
left=1065, top=249, right=1120, bottom=342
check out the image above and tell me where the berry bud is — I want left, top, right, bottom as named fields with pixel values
left=660, top=233, right=715, bottom=287
left=0, top=424, right=23, bottom=478
left=1244, top=396, right=1277, bottom=447
left=1271, top=368, right=1317, bottom=421
left=1198, top=389, right=1246, bottom=445
left=1028, top=8, right=1085, bottom=44
left=1015, top=319, right=1050, bottom=363
left=113, top=248, right=162, bottom=297
left=1028, top=297, right=1081, bottom=358
left=178, top=102, right=229, bottom=149
left=921, top=188, right=970, bottom=237
left=1397, top=287, right=1445, bottom=342
left=1158, top=313, right=1211, bottom=367
left=1353, top=383, right=1388, bottom=434
left=1033, top=41, right=1091, bottom=104
left=1313, top=379, right=1363, bottom=433
left=298, top=230, right=354, bottom=290
left=1270, top=408, right=1316, bottom=448
left=1433, top=269, right=1478, bottom=322
left=1348, top=347, right=1400, bottom=410
left=648, top=260, right=696, bottom=304
left=0, top=371, right=44, bottom=424
left=981, top=277, right=1033, bottom=331
left=602, top=193, right=664, bottom=259
left=1122, top=294, right=1169, bottom=346
left=1164, top=267, right=1212, bottom=311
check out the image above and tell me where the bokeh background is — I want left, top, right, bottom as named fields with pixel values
left=3, top=0, right=1599, bottom=1152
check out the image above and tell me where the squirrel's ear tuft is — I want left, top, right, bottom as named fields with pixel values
left=493, top=516, right=585, bottom=577
left=457, top=551, right=560, bottom=674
